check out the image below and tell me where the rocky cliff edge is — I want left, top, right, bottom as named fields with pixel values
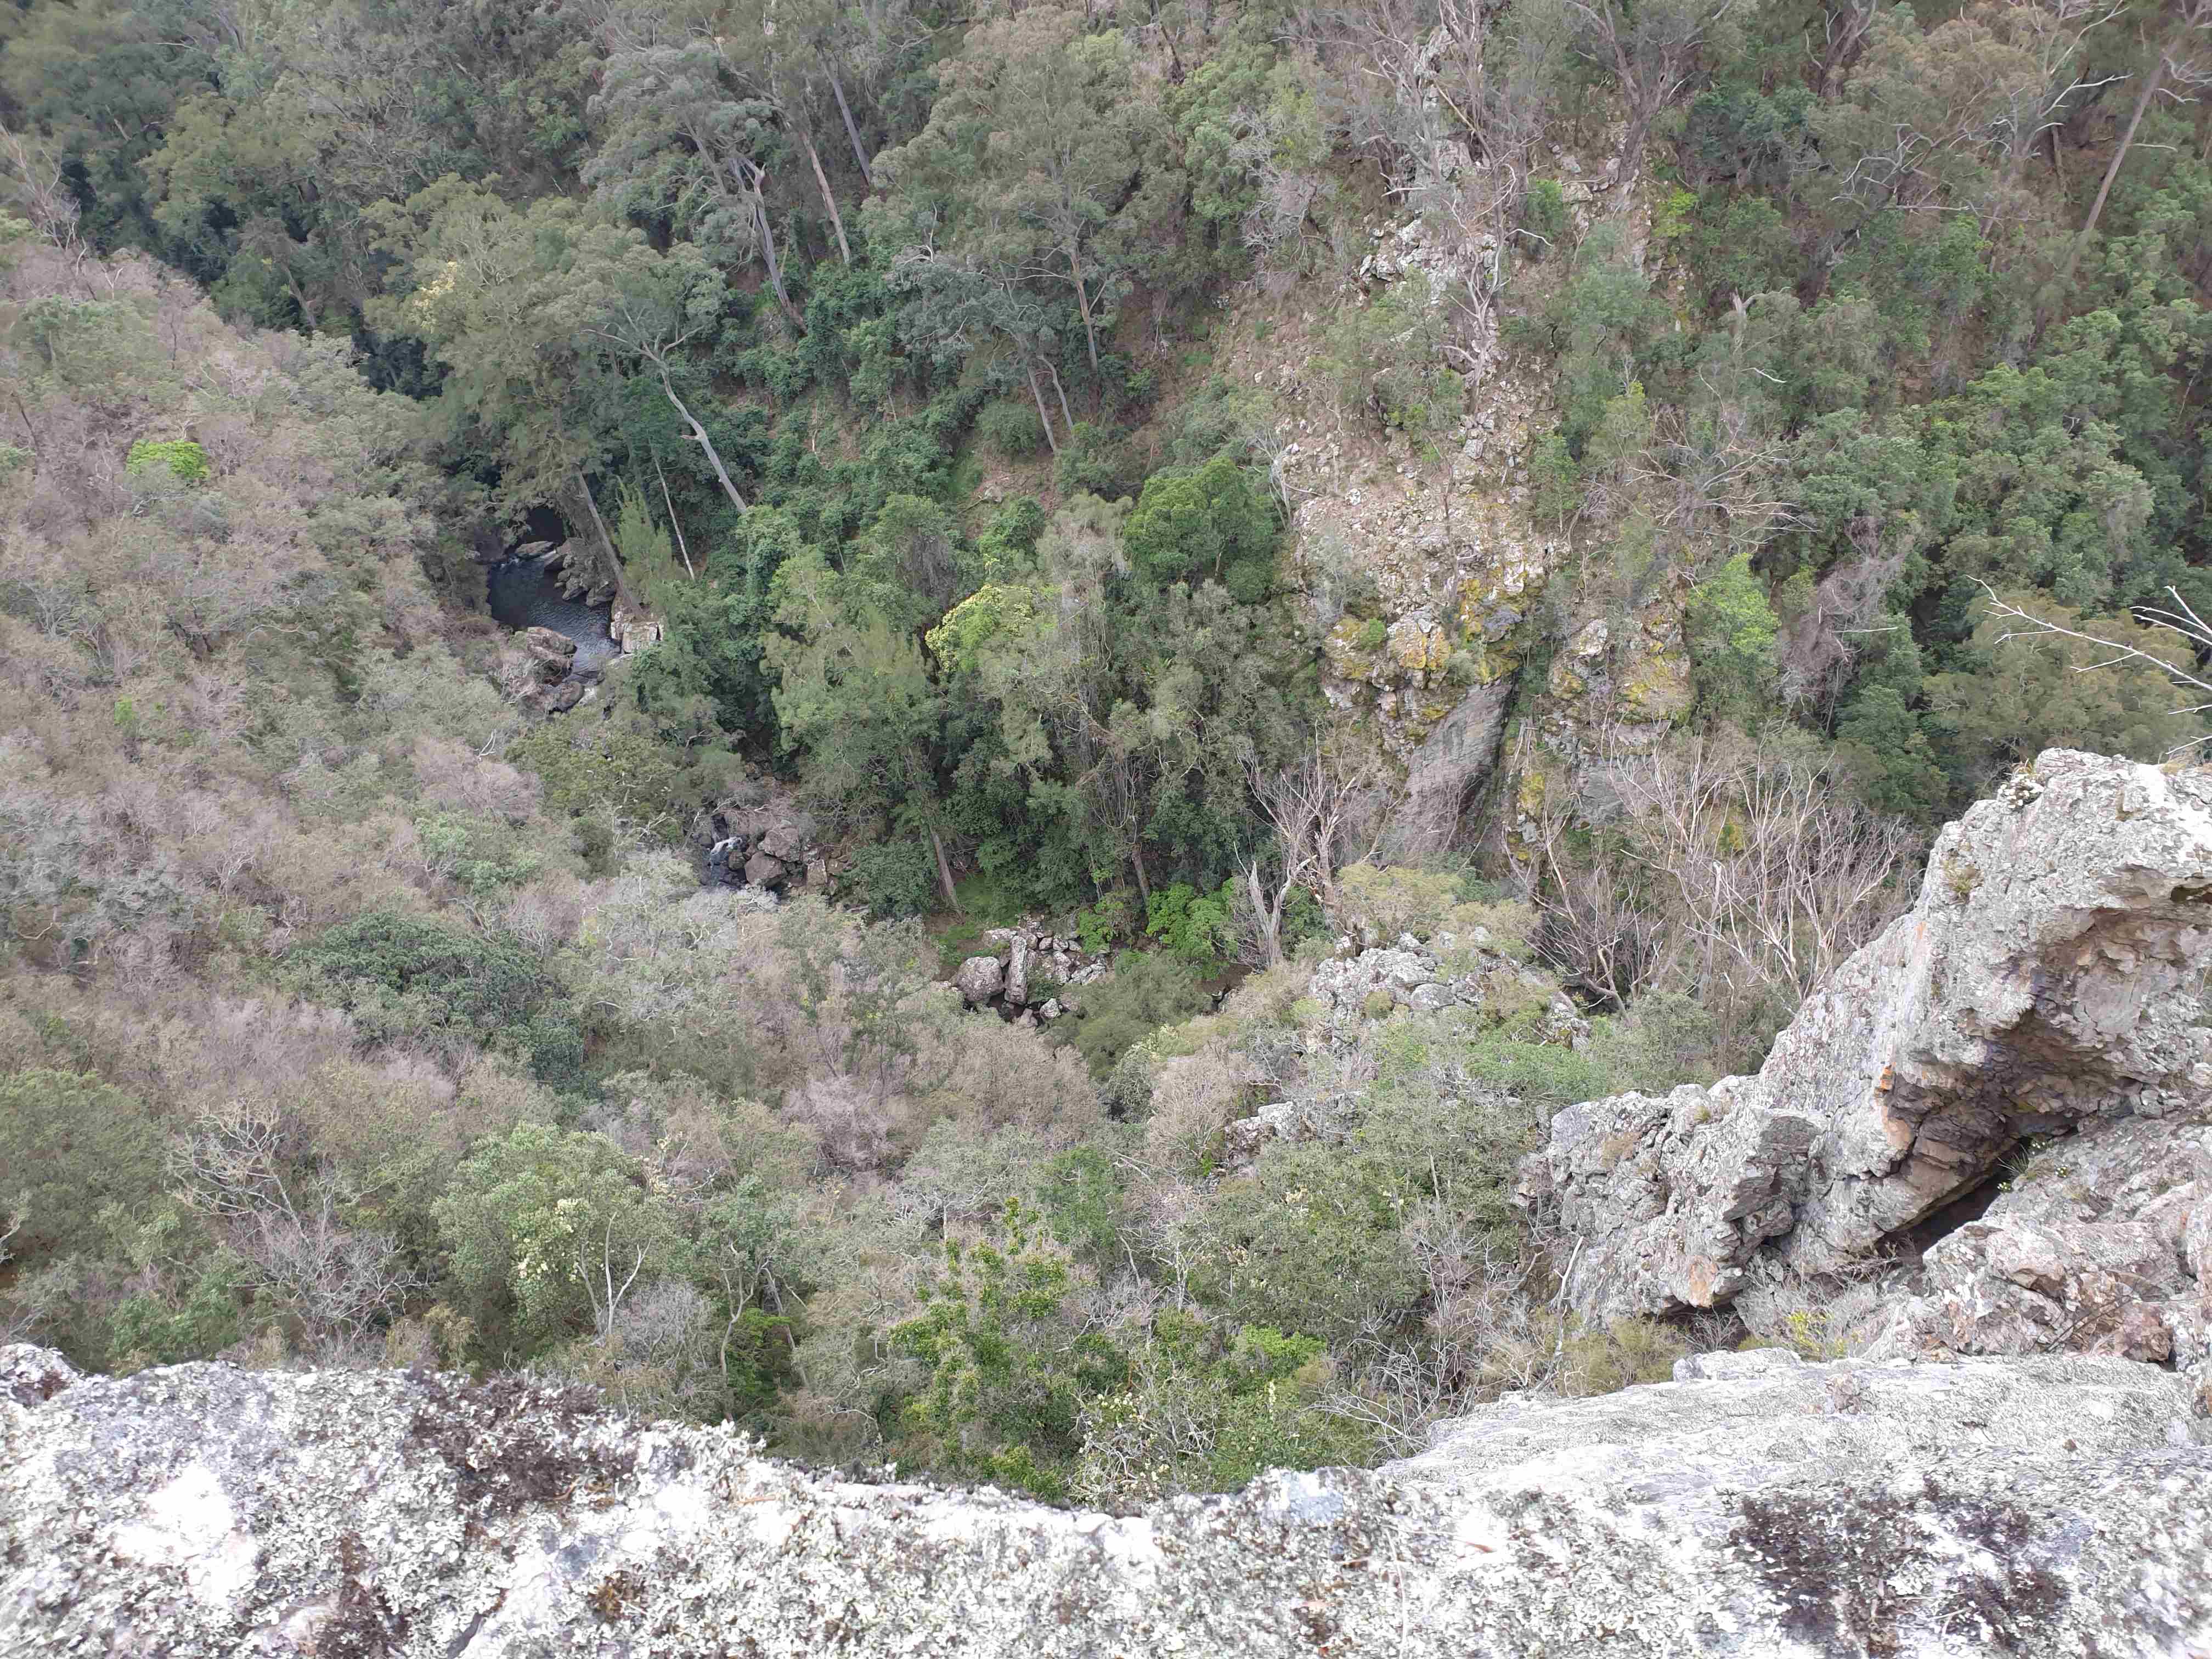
left=4, top=1341, right=2209, bottom=1657
left=1520, top=749, right=2212, bottom=1386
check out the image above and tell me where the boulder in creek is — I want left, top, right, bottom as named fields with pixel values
left=1520, top=750, right=2212, bottom=1325
left=741, top=849, right=786, bottom=890
left=4, top=1343, right=2205, bottom=1656
left=953, top=954, right=1005, bottom=1006
left=522, top=625, right=577, bottom=684
left=1005, top=932, right=1031, bottom=1007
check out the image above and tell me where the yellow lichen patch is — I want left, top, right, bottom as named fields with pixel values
left=1387, top=618, right=1451, bottom=674
left=1617, top=643, right=1692, bottom=723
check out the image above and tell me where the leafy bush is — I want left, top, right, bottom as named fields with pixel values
left=1317, top=285, right=1461, bottom=436
left=0, top=1069, right=168, bottom=1263
left=125, top=439, right=211, bottom=484
left=1188, top=1142, right=1424, bottom=1343
left=977, top=398, right=1047, bottom=459
left=973, top=496, right=1048, bottom=577
left=847, top=837, right=940, bottom=919
left=1124, top=454, right=1279, bottom=592
left=1144, top=881, right=1233, bottom=964
left=1065, top=952, right=1212, bottom=1077
left=1052, top=422, right=1133, bottom=499
left=288, top=910, right=579, bottom=1078
left=434, top=1120, right=682, bottom=1359
left=1520, top=178, right=1570, bottom=252
left=892, top=1200, right=1125, bottom=1497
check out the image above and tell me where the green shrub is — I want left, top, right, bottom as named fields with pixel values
left=510, top=712, right=693, bottom=834
left=977, top=399, right=1047, bottom=459
left=1066, top=953, right=1212, bottom=1077
left=1520, top=178, right=1570, bottom=252
left=1053, top=422, right=1133, bottom=499
left=1316, top=284, right=1461, bottom=436
left=1124, top=454, right=1279, bottom=592
left=125, top=439, right=212, bottom=484
left=434, top=1120, right=684, bottom=1360
left=1144, top=881, right=1233, bottom=965
left=0, top=1070, right=168, bottom=1263
left=847, top=837, right=940, bottom=919
left=1187, top=1143, right=1424, bottom=1344
left=891, top=1200, right=1125, bottom=1497
left=974, top=496, right=1048, bottom=577
left=288, top=910, right=580, bottom=1079
left=1072, top=899, right=1125, bottom=955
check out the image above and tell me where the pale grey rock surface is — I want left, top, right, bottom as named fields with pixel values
left=4, top=1344, right=2208, bottom=1657
left=1522, top=751, right=2212, bottom=1324
left=952, top=953, right=1004, bottom=1006
left=1892, top=1116, right=2212, bottom=1385
left=1308, top=931, right=1588, bottom=1044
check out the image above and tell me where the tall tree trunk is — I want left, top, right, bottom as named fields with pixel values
left=653, top=454, right=695, bottom=578
left=574, top=471, right=641, bottom=613
left=800, top=128, right=853, bottom=265
left=1026, top=363, right=1060, bottom=454
left=281, top=263, right=319, bottom=331
left=827, top=69, right=872, bottom=186
left=1129, top=841, right=1153, bottom=908
left=1043, top=360, right=1076, bottom=438
left=1070, top=245, right=1101, bottom=371
left=1816, top=0, right=1876, bottom=98
left=737, top=162, right=807, bottom=334
left=928, top=826, right=961, bottom=912
left=2067, top=52, right=2168, bottom=279
left=652, top=356, right=751, bottom=518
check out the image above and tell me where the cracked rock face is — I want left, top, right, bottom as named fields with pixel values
left=3, top=1344, right=2207, bottom=1657
left=1521, top=751, right=2212, bottom=1323
left=1893, top=1116, right=2212, bottom=1385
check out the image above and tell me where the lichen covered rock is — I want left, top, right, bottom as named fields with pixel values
left=1522, top=751, right=2212, bottom=1322
left=3, top=1346, right=2205, bottom=1656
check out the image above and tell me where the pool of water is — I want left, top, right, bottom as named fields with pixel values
left=486, top=553, right=617, bottom=675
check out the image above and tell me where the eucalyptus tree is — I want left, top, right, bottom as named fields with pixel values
left=867, top=12, right=1158, bottom=380
left=587, top=31, right=807, bottom=332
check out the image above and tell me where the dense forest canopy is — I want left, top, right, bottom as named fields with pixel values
left=2, top=0, right=2207, bottom=1500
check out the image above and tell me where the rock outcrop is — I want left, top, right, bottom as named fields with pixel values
left=1893, top=1115, right=2212, bottom=1385
left=5, top=1342, right=2206, bottom=1656
left=1519, top=751, right=2212, bottom=1344
left=952, top=953, right=1005, bottom=1006
left=1308, top=928, right=1587, bottom=1043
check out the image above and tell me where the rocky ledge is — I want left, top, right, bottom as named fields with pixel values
left=3, top=1341, right=2207, bottom=1657
left=1520, top=749, right=2212, bottom=1394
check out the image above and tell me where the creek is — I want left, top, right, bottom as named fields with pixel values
left=486, top=551, right=618, bottom=676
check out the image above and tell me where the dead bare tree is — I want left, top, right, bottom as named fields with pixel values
left=1241, top=741, right=1386, bottom=963
left=580, top=1217, right=649, bottom=1348
left=1982, top=582, right=2212, bottom=741
left=2065, top=0, right=2212, bottom=275
left=1527, top=781, right=1675, bottom=1005
left=1565, top=0, right=1739, bottom=184
left=1610, top=736, right=1921, bottom=1004
left=172, top=1099, right=421, bottom=1350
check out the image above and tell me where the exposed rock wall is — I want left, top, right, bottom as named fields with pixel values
left=4, top=1342, right=2207, bottom=1657
left=1519, top=751, right=2212, bottom=1345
